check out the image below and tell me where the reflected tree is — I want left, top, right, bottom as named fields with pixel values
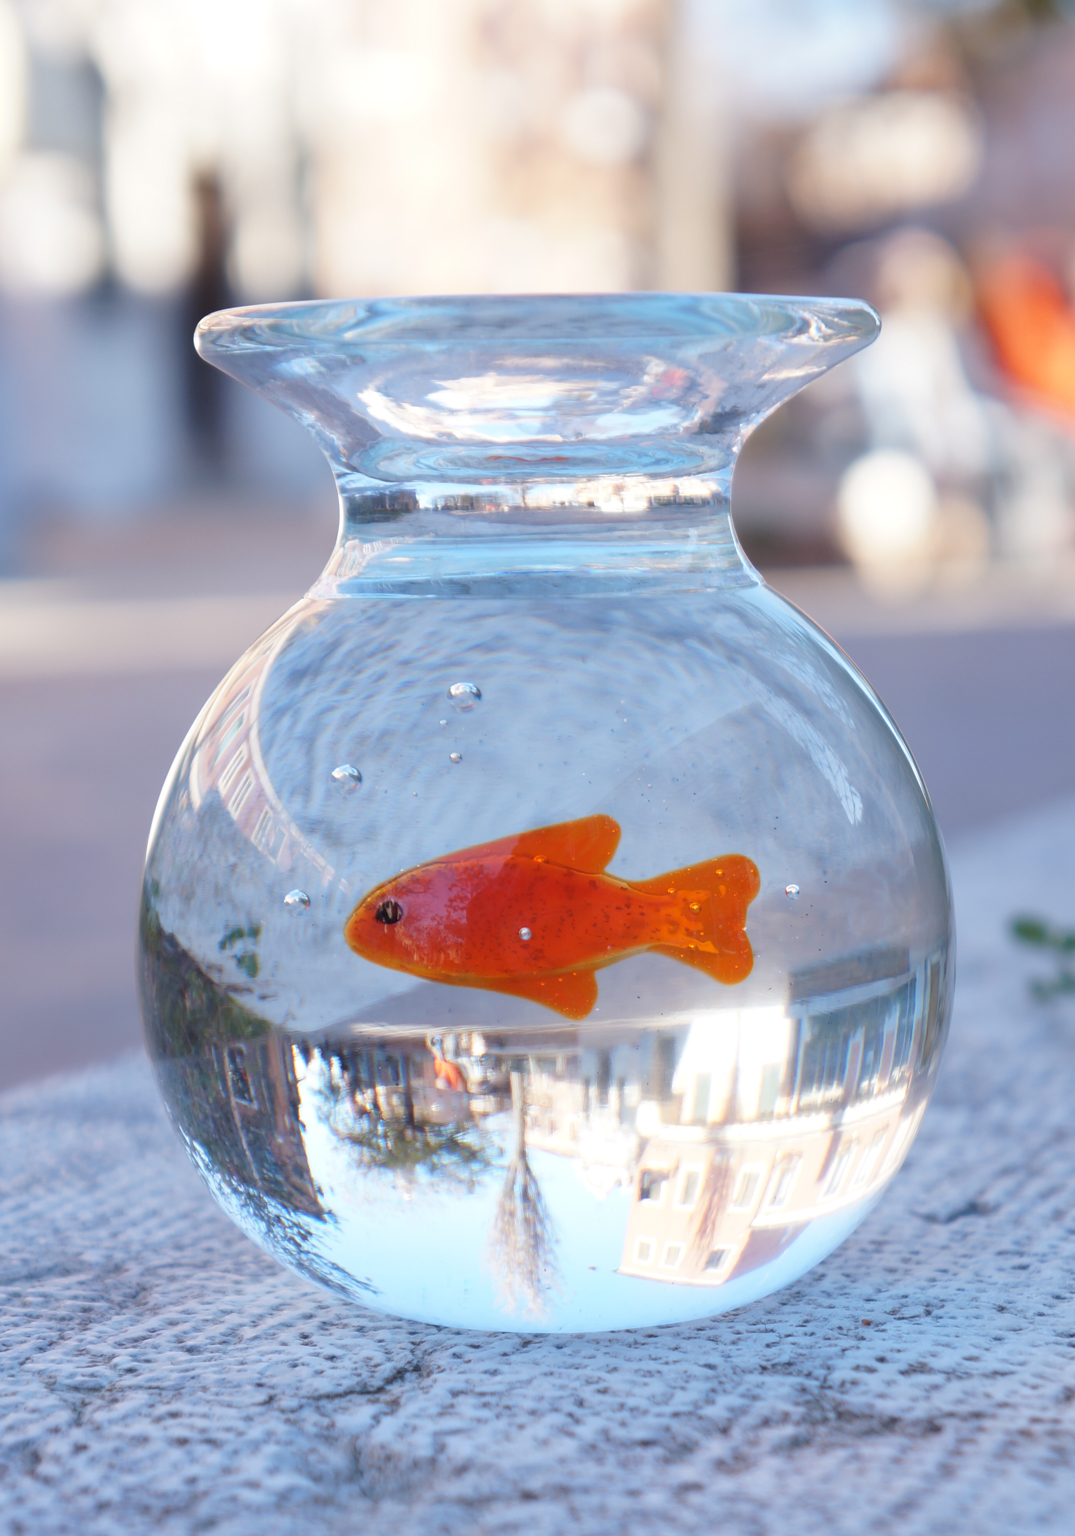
left=487, top=1069, right=559, bottom=1319
left=319, top=1050, right=494, bottom=1192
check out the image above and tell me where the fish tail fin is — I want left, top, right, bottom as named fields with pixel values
left=635, top=853, right=760, bottom=985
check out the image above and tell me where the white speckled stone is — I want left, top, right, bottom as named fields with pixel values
left=3, top=800, right=1075, bottom=1536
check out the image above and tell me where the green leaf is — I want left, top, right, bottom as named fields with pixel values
left=1011, top=916, right=1051, bottom=946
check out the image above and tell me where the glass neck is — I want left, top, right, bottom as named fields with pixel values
left=310, top=468, right=756, bottom=600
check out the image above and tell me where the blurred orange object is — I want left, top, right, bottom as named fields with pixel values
left=978, top=254, right=1075, bottom=416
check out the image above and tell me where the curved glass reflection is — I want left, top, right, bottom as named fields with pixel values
left=141, top=293, right=949, bottom=1331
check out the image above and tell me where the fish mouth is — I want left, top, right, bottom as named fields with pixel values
left=374, top=898, right=404, bottom=925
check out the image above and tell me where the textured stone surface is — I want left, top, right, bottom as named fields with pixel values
left=3, top=800, right=1075, bottom=1535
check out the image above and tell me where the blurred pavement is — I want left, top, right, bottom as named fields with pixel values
left=5, top=794, right=1075, bottom=1533
left=2, top=515, right=1074, bottom=1091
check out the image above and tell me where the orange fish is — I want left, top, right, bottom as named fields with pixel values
left=344, top=815, right=759, bottom=1020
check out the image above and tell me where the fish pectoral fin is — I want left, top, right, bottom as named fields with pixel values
left=486, top=968, right=599, bottom=1020
left=512, top=814, right=621, bottom=874
left=651, top=941, right=754, bottom=987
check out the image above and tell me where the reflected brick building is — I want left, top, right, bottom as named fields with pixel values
left=492, top=945, right=946, bottom=1288
left=620, top=947, right=943, bottom=1286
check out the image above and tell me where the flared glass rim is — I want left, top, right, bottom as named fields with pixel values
left=195, top=291, right=879, bottom=357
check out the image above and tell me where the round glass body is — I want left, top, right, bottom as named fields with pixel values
left=140, top=294, right=952, bottom=1332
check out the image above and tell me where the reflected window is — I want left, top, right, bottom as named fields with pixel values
left=767, top=1156, right=800, bottom=1208
left=730, top=1167, right=762, bottom=1209
left=677, top=1169, right=700, bottom=1208
left=635, top=1238, right=653, bottom=1263
left=218, top=745, right=248, bottom=792
left=639, top=1170, right=666, bottom=1202
left=211, top=709, right=248, bottom=766
left=853, top=1131, right=886, bottom=1187
left=230, top=772, right=255, bottom=814
left=758, top=1063, right=781, bottom=1115
left=704, top=1249, right=727, bottom=1272
left=226, top=1044, right=255, bottom=1106
left=661, top=1243, right=683, bottom=1269
left=824, top=1143, right=855, bottom=1198
left=253, top=807, right=275, bottom=851
left=881, top=1108, right=923, bottom=1175
left=692, top=1073, right=711, bottom=1124
left=596, top=1049, right=612, bottom=1106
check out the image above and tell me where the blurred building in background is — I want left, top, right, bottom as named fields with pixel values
left=2, top=0, right=1075, bottom=575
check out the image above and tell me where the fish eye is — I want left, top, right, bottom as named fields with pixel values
left=375, top=898, right=404, bottom=925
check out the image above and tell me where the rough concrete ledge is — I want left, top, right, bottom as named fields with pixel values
left=3, top=800, right=1075, bottom=1536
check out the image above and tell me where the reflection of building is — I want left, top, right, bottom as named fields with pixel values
left=431, top=946, right=943, bottom=1288
left=307, top=1033, right=509, bottom=1189
left=323, top=1036, right=510, bottom=1131
left=619, top=1097, right=925, bottom=1287
left=187, top=606, right=335, bottom=891
left=523, top=1040, right=646, bottom=1199
left=303, top=943, right=947, bottom=1289
left=166, top=1032, right=324, bottom=1221
left=141, top=895, right=324, bottom=1221
left=619, top=950, right=944, bottom=1286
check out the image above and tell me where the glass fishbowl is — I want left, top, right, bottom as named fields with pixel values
left=139, top=294, right=952, bottom=1332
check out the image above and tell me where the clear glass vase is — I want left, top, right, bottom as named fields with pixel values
left=139, top=294, right=952, bottom=1332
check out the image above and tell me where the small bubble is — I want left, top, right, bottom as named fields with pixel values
left=439, top=719, right=447, bottom=727
left=331, top=763, right=362, bottom=793
left=519, top=927, right=532, bottom=941
left=448, top=681, right=481, bottom=711
left=284, top=889, right=310, bottom=911
left=785, top=883, right=800, bottom=900
left=449, top=752, right=462, bottom=763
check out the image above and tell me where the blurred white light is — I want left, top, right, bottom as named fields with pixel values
left=836, top=449, right=938, bottom=568
left=481, top=67, right=530, bottom=145
left=710, top=0, right=902, bottom=124
left=787, top=91, right=983, bottom=232
left=0, top=0, right=667, bottom=301
left=0, top=150, right=104, bottom=293
left=561, top=86, right=647, bottom=165
left=230, top=199, right=304, bottom=300
left=105, top=106, right=195, bottom=292
left=0, top=0, right=25, bottom=173
left=323, top=47, right=438, bottom=125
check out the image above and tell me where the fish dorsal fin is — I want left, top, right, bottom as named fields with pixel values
left=425, top=815, right=620, bottom=873
left=488, top=968, right=599, bottom=1020
left=512, top=815, right=621, bottom=873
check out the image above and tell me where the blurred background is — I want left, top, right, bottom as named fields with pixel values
left=4, top=0, right=1075, bottom=1088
